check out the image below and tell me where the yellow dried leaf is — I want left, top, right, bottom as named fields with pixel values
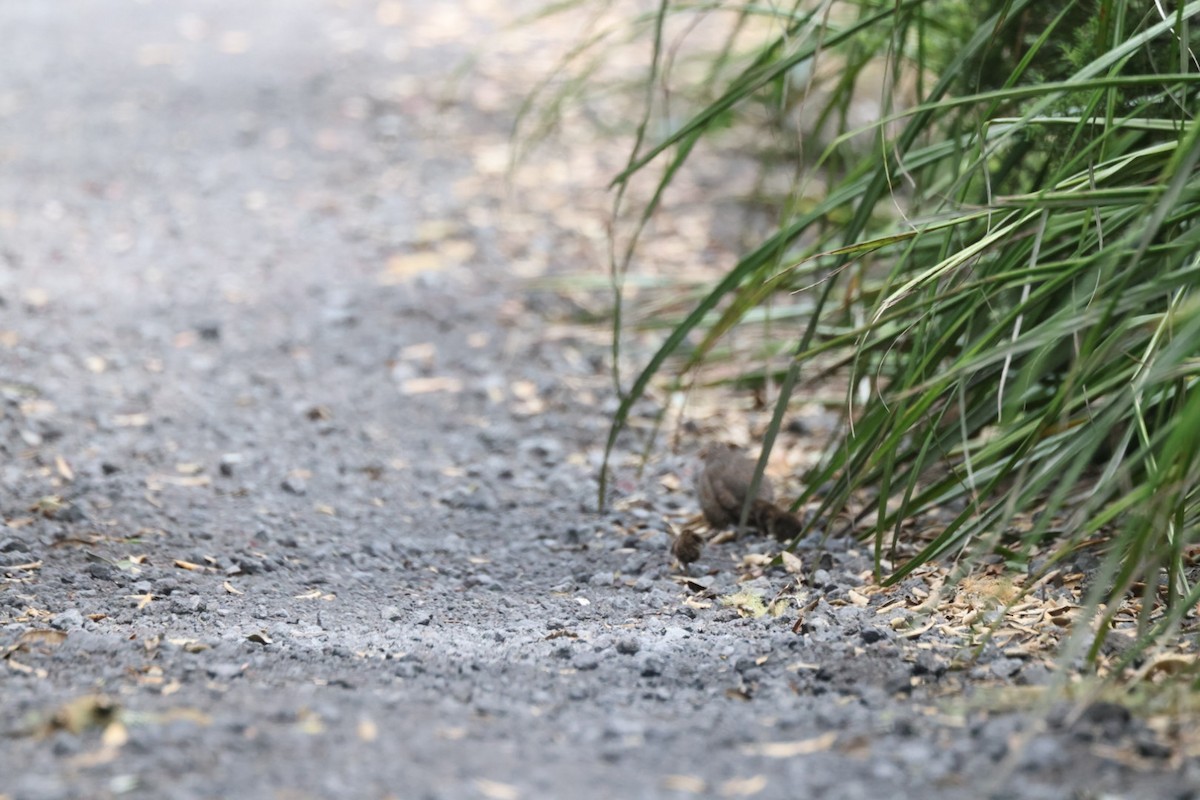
left=55, top=455, right=74, bottom=481
left=1138, top=653, right=1197, bottom=681
left=16, top=629, right=67, bottom=649
left=400, top=342, right=437, bottom=362
left=30, top=495, right=65, bottom=516
left=169, top=475, right=211, bottom=487
left=295, top=589, right=336, bottom=601
left=661, top=775, right=706, bottom=793
left=173, top=560, right=203, bottom=571
left=401, top=376, right=463, bottom=395
left=780, top=550, right=804, bottom=575
left=101, top=721, right=128, bottom=747
left=719, top=775, right=767, bottom=797
left=297, top=710, right=324, bottom=735
left=741, top=733, right=837, bottom=758
left=53, top=695, right=117, bottom=734
left=510, top=380, right=537, bottom=400
left=127, top=593, right=154, bottom=610
left=160, top=707, right=210, bottom=726
left=719, top=591, right=768, bottom=618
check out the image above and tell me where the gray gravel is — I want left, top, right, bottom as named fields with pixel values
left=1, top=2, right=1196, bottom=799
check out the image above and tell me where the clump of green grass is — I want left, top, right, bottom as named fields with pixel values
left=530, top=0, right=1200, bottom=664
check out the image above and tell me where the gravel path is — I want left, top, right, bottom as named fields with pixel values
left=1, top=3, right=1195, bottom=799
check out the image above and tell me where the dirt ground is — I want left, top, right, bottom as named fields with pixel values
left=2, top=2, right=1198, bottom=799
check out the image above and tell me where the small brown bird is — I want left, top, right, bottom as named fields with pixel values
left=671, top=528, right=705, bottom=567
left=696, top=443, right=802, bottom=540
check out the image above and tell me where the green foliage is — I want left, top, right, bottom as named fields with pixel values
left=569, top=0, right=1200, bottom=661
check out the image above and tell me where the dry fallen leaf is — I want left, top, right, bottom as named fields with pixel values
left=780, top=550, right=804, bottom=575
left=295, top=589, right=336, bottom=601
left=55, top=455, right=74, bottom=481
left=400, top=341, right=437, bottom=363
left=661, top=775, right=706, bottom=793
left=48, top=694, right=118, bottom=735
left=473, top=779, right=519, bottom=800
left=401, top=376, right=463, bottom=395
left=719, top=775, right=767, bottom=797
left=1136, top=653, right=1198, bottom=682
left=741, top=732, right=838, bottom=758
left=719, top=590, right=768, bottom=618
left=357, top=717, right=379, bottom=742
left=147, top=474, right=211, bottom=489
left=15, top=629, right=68, bottom=649
left=127, top=593, right=154, bottom=610
left=510, top=380, right=538, bottom=400
left=296, top=709, right=324, bottom=735
left=29, top=495, right=66, bottom=517
left=101, top=721, right=129, bottom=747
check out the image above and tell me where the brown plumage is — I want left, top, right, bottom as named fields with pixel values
left=671, top=528, right=705, bottom=566
left=695, top=444, right=802, bottom=541
left=750, top=500, right=804, bottom=541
